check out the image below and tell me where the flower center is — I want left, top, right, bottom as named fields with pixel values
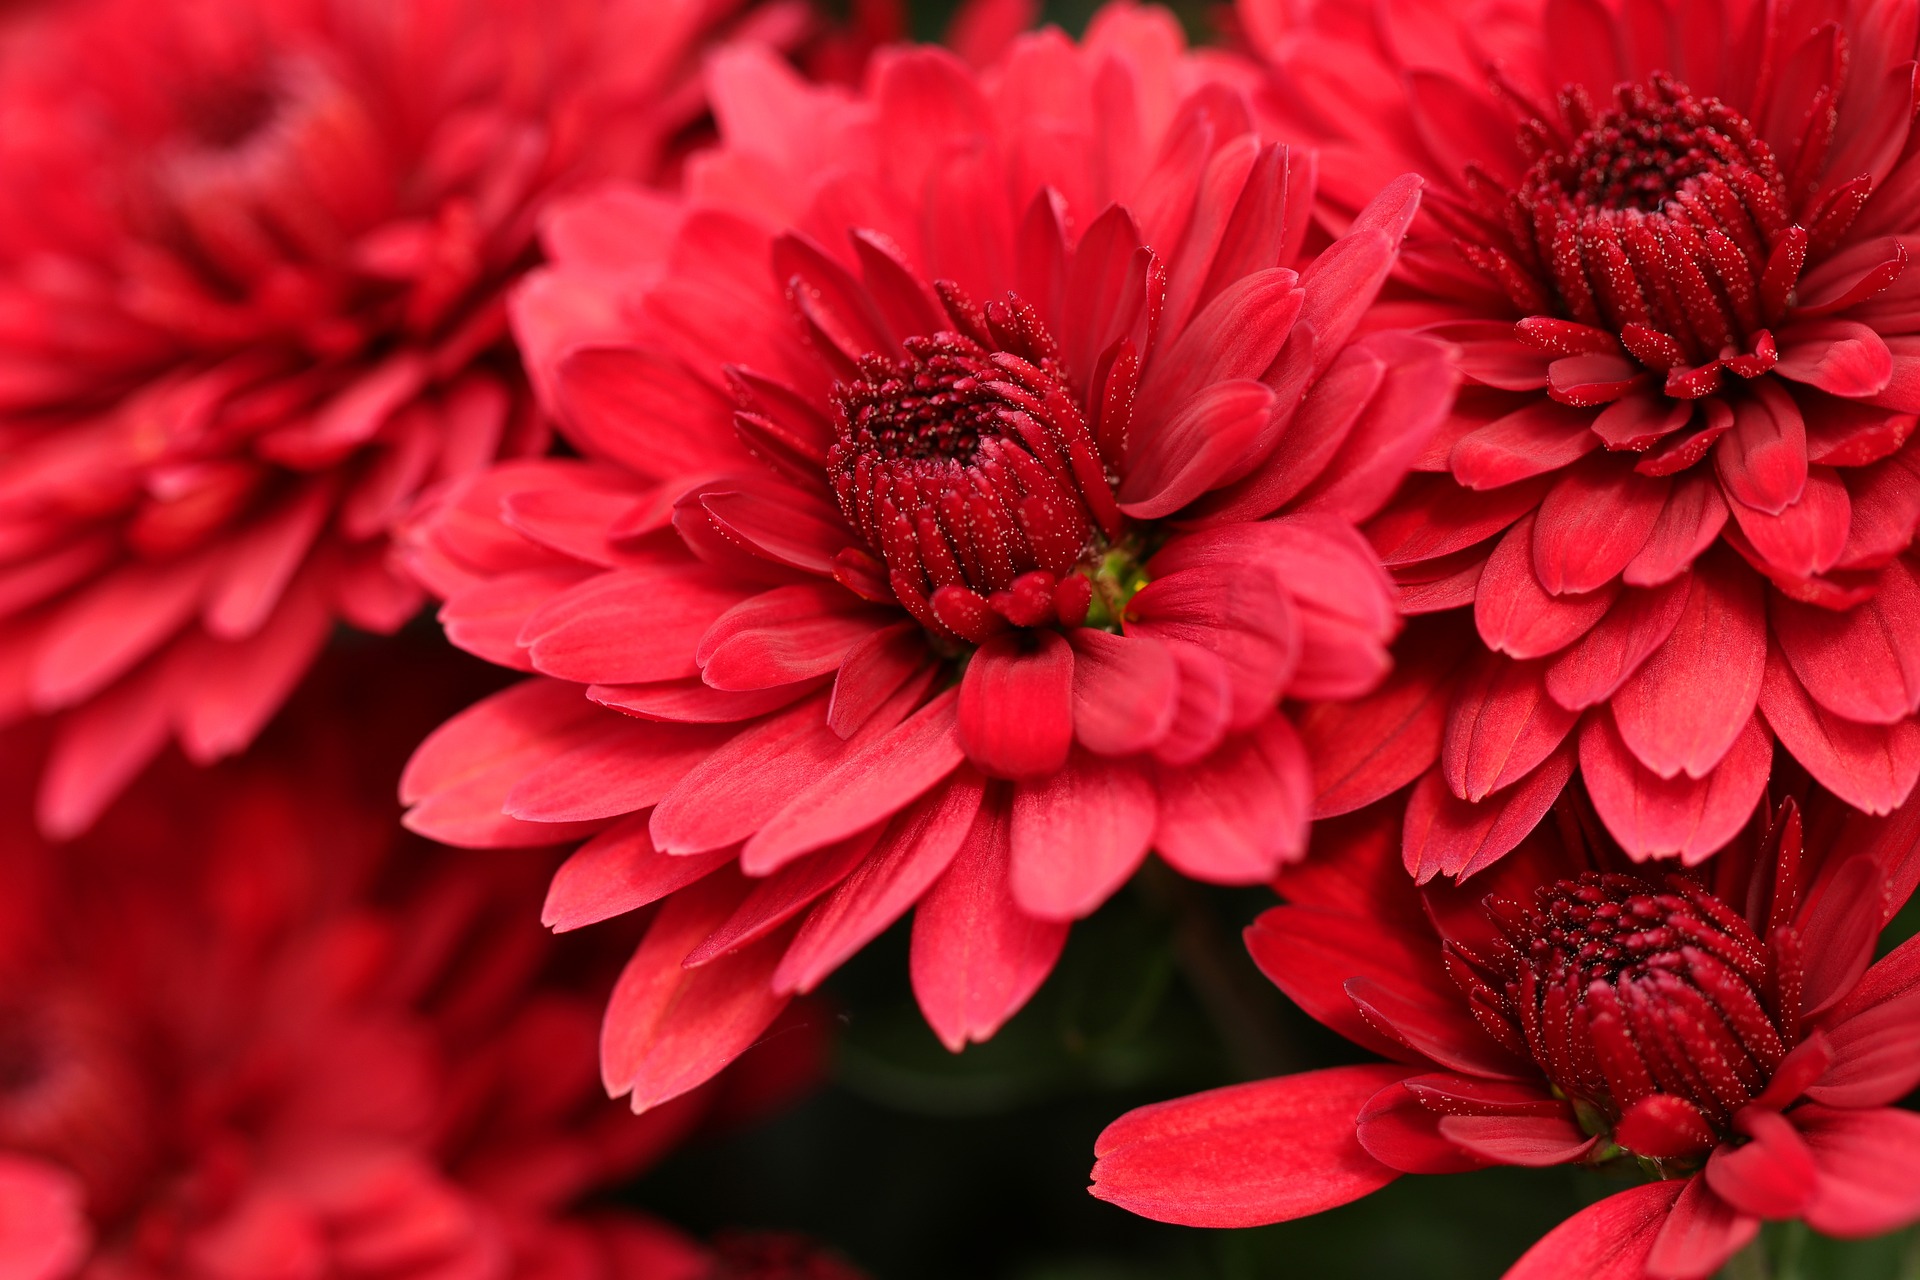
left=1475, top=872, right=1787, bottom=1144
left=823, top=291, right=1132, bottom=645
left=1473, top=74, right=1824, bottom=389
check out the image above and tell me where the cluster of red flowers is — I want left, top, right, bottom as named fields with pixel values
left=3, top=0, right=1919, bottom=1274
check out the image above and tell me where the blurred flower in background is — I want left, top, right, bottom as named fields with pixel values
left=0, top=0, right=834, bottom=839
left=0, top=645, right=847, bottom=1280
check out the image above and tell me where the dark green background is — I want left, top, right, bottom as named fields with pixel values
left=629, top=4, right=1920, bottom=1276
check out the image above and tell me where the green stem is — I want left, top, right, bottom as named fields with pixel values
left=1720, top=1239, right=1770, bottom=1280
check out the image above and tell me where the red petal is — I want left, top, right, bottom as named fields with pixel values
left=1834, top=448, right=1920, bottom=570
left=909, top=789, right=1067, bottom=1051
left=1705, top=1109, right=1816, bottom=1218
left=1434, top=1113, right=1595, bottom=1166
left=1119, top=380, right=1278, bottom=517
left=1009, top=753, right=1155, bottom=920
left=1615, top=1094, right=1717, bottom=1162
left=30, top=554, right=210, bottom=710
left=399, top=679, right=609, bottom=849
left=1506, top=1182, right=1688, bottom=1280
left=1450, top=400, right=1601, bottom=490
left=1346, top=968, right=1532, bottom=1081
left=543, top=815, right=734, bottom=932
left=1798, top=853, right=1889, bottom=1019
left=1151, top=640, right=1234, bottom=764
left=1728, top=465, right=1852, bottom=579
left=958, top=632, right=1075, bottom=779
left=590, top=677, right=822, bottom=724
left=505, top=716, right=732, bottom=824
left=1128, top=553, right=1300, bottom=730
left=1623, top=471, right=1728, bottom=587
left=1403, top=746, right=1575, bottom=884
left=550, top=346, right=743, bottom=480
left=774, top=775, right=985, bottom=995
left=1289, top=331, right=1457, bottom=523
left=0, top=1155, right=88, bottom=1280
left=1475, top=513, right=1618, bottom=660
left=1067, top=629, right=1178, bottom=757
left=1715, top=381, right=1809, bottom=515
left=650, top=694, right=851, bottom=854
left=1297, top=621, right=1464, bottom=816
left=1797, top=1105, right=1920, bottom=1238
left=1442, top=652, right=1579, bottom=802
left=1354, top=1080, right=1489, bottom=1174
left=1245, top=903, right=1457, bottom=1067
left=523, top=565, right=741, bottom=686
left=1532, top=456, right=1669, bottom=594
left=1775, top=320, right=1897, bottom=397
left=1758, top=645, right=1920, bottom=814
left=1089, top=1066, right=1410, bottom=1227
left=1644, top=1179, right=1759, bottom=1280
left=1810, top=992, right=1920, bottom=1111
left=1153, top=715, right=1311, bottom=883
left=1368, top=470, right=1551, bottom=567
left=1579, top=710, right=1771, bottom=863
left=441, top=567, right=594, bottom=670
left=1251, top=515, right=1399, bottom=700
left=601, top=870, right=793, bottom=1113
left=1610, top=554, right=1765, bottom=779
left=1773, top=557, right=1920, bottom=725
left=828, top=622, right=930, bottom=738
left=173, top=575, right=332, bottom=764
left=745, top=689, right=966, bottom=872
left=1544, top=577, right=1690, bottom=711
left=698, top=584, right=890, bottom=692
left=1810, top=931, right=1920, bottom=1107
left=685, top=830, right=881, bottom=967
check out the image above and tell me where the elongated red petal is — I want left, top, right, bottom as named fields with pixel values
left=1797, top=1106, right=1920, bottom=1238
left=1504, top=1182, right=1687, bottom=1280
left=601, top=870, right=793, bottom=1113
left=1089, top=1066, right=1410, bottom=1227
left=775, top=774, right=985, bottom=995
left=1008, top=753, right=1155, bottom=921
left=909, top=789, right=1067, bottom=1051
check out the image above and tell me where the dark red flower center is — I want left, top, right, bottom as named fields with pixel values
left=1475, top=872, right=1788, bottom=1143
left=1467, top=74, right=1873, bottom=400
left=823, top=289, right=1138, bottom=645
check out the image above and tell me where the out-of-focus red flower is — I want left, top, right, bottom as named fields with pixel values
left=1092, top=778, right=1920, bottom=1279
left=1237, top=0, right=1920, bottom=872
left=0, top=662, right=837, bottom=1280
left=396, top=4, right=1454, bottom=1112
left=0, top=0, right=827, bottom=840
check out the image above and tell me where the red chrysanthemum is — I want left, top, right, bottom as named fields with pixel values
left=0, top=0, right=826, bottom=839
left=1238, top=0, right=1920, bottom=870
left=1092, top=778, right=1920, bottom=1279
left=398, top=6, right=1454, bottom=1111
left=0, top=706, right=835, bottom=1280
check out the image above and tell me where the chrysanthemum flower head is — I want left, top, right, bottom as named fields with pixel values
left=399, top=4, right=1455, bottom=1111
left=1238, top=0, right=1920, bottom=872
left=1093, top=777, right=1920, bottom=1279
left=0, top=0, right=817, bottom=839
